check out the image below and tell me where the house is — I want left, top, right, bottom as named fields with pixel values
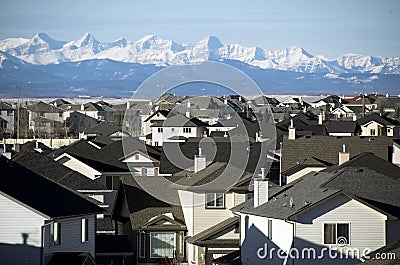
left=356, top=113, right=400, bottom=137
left=26, top=101, right=64, bottom=137
left=0, top=101, right=15, bottom=138
left=323, top=120, right=360, bottom=136
left=175, top=161, right=254, bottom=265
left=112, top=176, right=187, bottom=264
left=281, top=135, right=393, bottom=184
left=331, top=105, right=364, bottom=120
left=61, top=102, right=109, bottom=122
left=310, top=95, right=346, bottom=110
left=0, top=156, right=104, bottom=265
left=143, top=110, right=170, bottom=144
left=101, top=136, right=163, bottom=177
left=151, top=114, right=207, bottom=146
left=79, top=121, right=129, bottom=141
left=11, top=149, right=115, bottom=234
left=232, top=153, right=400, bottom=265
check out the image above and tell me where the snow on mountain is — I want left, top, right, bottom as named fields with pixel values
left=0, top=33, right=399, bottom=75
left=0, top=33, right=66, bottom=56
left=0, top=50, right=30, bottom=69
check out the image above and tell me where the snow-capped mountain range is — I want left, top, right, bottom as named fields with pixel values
left=1, top=32, right=399, bottom=75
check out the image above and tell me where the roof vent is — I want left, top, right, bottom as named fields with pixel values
left=289, top=197, right=294, bottom=208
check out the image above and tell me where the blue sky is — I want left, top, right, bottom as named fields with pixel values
left=1, top=0, right=399, bottom=58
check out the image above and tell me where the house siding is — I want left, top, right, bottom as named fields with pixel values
left=43, top=215, right=96, bottom=265
left=240, top=213, right=293, bottom=265
left=193, top=192, right=235, bottom=235
left=294, top=194, right=387, bottom=264
left=0, top=192, right=46, bottom=265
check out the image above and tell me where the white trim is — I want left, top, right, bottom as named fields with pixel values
left=150, top=232, right=176, bottom=258
left=322, top=222, right=351, bottom=246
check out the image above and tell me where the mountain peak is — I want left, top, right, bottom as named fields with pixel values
left=198, top=36, right=223, bottom=50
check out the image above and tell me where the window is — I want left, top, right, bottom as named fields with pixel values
left=171, top=128, right=175, bottom=132
left=82, top=218, right=89, bottom=242
left=324, top=223, right=349, bottom=245
left=157, top=127, right=163, bottom=133
left=205, top=193, right=225, bottom=208
left=154, top=141, right=159, bottom=147
left=183, top=127, right=192, bottom=134
left=53, top=222, right=61, bottom=246
left=139, top=232, right=146, bottom=258
left=141, top=167, right=147, bottom=176
left=150, top=232, right=175, bottom=258
left=7, top=110, right=13, bottom=116
left=135, top=154, right=140, bottom=160
left=154, top=167, right=159, bottom=177
left=370, top=129, right=376, bottom=136
left=106, top=175, right=120, bottom=190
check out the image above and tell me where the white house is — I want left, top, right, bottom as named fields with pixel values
left=151, top=114, right=207, bottom=146
left=233, top=153, right=400, bottom=265
left=0, top=156, right=103, bottom=265
left=175, top=160, right=253, bottom=265
left=356, top=113, right=398, bottom=137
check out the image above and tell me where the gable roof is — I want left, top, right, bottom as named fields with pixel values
left=0, top=101, right=13, bottom=110
left=357, top=112, right=399, bottom=126
left=12, top=151, right=107, bottom=190
left=51, top=140, right=130, bottom=172
left=323, top=120, right=359, bottom=134
left=104, top=136, right=161, bottom=162
left=112, top=176, right=185, bottom=229
left=27, top=101, right=63, bottom=113
left=186, top=216, right=239, bottom=247
left=159, top=139, right=269, bottom=175
left=151, top=114, right=208, bottom=127
left=234, top=153, right=400, bottom=220
left=281, top=135, right=392, bottom=173
left=0, top=156, right=104, bottom=219
left=85, top=121, right=122, bottom=135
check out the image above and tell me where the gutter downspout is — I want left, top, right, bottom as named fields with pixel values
left=284, top=219, right=295, bottom=265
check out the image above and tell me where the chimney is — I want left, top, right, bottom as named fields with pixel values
left=185, top=111, right=190, bottom=119
left=255, top=132, right=259, bottom=142
left=194, top=148, right=206, bottom=173
left=338, top=144, right=350, bottom=165
left=288, top=119, right=296, bottom=140
left=187, top=101, right=191, bottom=108
left=239, top=96, right=242, bottom=102
left=80, top=104, right=85, bottom=111
left=126, top=101, right=130, bottom=109
left=318, top=111, right=326, bottom=125
left=224, top=98, right=228, bottom=105
left=203, top=131, right=208, bottom=138
left=254, top=168, right=269, bottom=208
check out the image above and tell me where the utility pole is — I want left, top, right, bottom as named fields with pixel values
left=15, top=85, right=20, bottom=140
left=358, top=81, right=365, bottom=117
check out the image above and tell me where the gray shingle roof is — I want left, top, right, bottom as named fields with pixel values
left=12, top=151, right=107, bottom=190
left=234, top=153, right=400, bottom=220
left=281, top=135, right=392, bottom=173
left=113, top=176, right=185, bottom=229
left=0, top=156, right=104, bottom=218
left=357, top=112, right=399, bottom=126
left=27, top=101, right=63, bottom=113
left=186, top=216, right=239, bottom=245
left=0, top=101, right=13, bottom=110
